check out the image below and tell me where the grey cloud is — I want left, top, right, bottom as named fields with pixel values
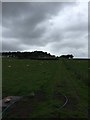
left=2, top=40, right=23, bottom=51
left=2, top=2, right=88, bottom=58
left=2, top=2, right=66, bottom=46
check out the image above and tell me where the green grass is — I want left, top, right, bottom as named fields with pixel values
left=2, top=58, right=88, bottom=118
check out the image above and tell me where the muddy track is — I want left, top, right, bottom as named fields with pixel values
left=2, top=91, right=68, bottom=118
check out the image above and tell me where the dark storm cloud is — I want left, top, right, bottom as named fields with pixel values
left=2, top=2, right=88, bottom=58
left=2, top=2, right=66, bottom=46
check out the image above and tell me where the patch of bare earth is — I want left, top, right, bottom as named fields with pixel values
left=3, top=90, right=67, bottom=118
left=4, top=90, right=47, bottom=118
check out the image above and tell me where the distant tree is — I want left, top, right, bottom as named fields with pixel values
left=2, top=51, right=59, bottom=60
left=60, top=54, right=74, bottom=59
left=67, top=54, right=74, bottom=59
left=69, top=54, right=74, bottom=59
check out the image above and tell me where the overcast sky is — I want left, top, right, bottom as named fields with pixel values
left=2, top=2, right=88, bottom=58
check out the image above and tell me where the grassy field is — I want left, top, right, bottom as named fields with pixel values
left=2, top=58, right=88, bottom=118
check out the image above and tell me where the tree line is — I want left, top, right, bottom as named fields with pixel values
left=1, top=51, right=74, bottom=60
